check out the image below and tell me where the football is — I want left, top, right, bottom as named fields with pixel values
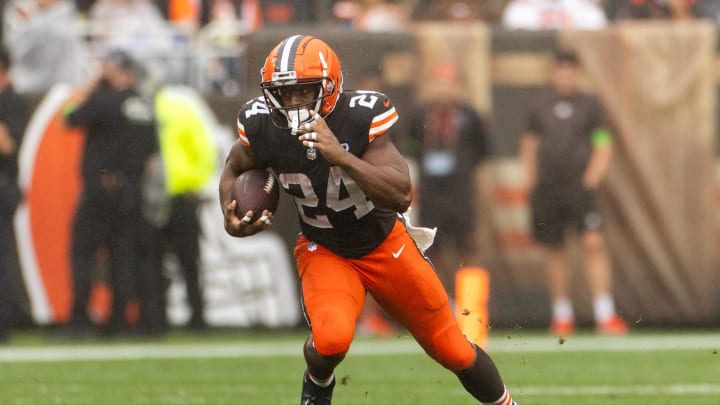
left=231, top=169, right=280, bottom=222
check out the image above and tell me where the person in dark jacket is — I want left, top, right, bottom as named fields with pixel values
left=57, top=49, right=157, bottom=338
left=407, top=63, right=489, bottom=300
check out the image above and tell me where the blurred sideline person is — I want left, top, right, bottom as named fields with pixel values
left=519, top=49, right=627, bottom=336
left=407, top=62, right=489, bottom=301
left=137, top=86, right=218, bottom=332
left=220, top=35, right=518, bottom=405
left=58, top=49, right=157, bottom=338
left=0, top=45, right=29, bottom=343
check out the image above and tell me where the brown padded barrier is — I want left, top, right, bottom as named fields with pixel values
left=560, top=22, right=719, bottom=325
left=411, top=23, right=720, bottom=327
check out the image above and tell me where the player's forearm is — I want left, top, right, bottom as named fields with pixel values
left=219, top=140, right=263, bottom=209
left=337, top=153, right=412, bottom=213
left=219, top=157, right=247, bottom=209
left=218, top=165, right=238, bottom=210
left=0, top=125, right=16, bottom=155
left=519, top=134, right=538, bottom=189
left=583, top=145, right=612, bottom=189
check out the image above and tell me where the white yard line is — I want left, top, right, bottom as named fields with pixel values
left=0, top=333, right=717, bottom=363
left=516, top=384, right=720, bottom=396
left=490, top=332, right=720, bottom=353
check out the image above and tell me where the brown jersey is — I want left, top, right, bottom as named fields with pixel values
left=236, top=90, right=400, bottom=258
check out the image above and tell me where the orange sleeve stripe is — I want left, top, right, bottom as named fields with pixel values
left=369, top=107, right=398, bottom=141
left=237, top=120, right=250, bottom=146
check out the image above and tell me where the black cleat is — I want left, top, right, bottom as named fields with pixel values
left=300, top=371, right=335, bottom=405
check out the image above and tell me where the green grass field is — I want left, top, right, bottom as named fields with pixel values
left=1, top=329, right=719, bottom=404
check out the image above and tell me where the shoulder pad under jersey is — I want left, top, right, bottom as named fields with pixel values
left=236, top=96, right=271, bottom=147
left=339, top=90, right=399, bottom=142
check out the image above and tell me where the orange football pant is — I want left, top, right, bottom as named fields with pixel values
left=295, top=218, right=476, bottom=372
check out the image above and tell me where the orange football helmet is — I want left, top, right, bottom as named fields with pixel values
left=260, top=35, right=343, bottom=130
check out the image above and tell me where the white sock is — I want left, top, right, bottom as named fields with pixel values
left=593, top=294, right=616, bottom=323
left=552, top=298, right=574, bottom=322
left=308, top=373, right=334, bottom=387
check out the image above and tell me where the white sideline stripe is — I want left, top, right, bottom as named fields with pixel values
left=0, top=340, right=422, bottom=363
left=517, top=384, right=720, bottom=396
left=0, top=333, right=718, bottom=363
left=491, top=332, right=720, bottom=353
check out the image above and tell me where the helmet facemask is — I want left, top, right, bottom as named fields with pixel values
left=261, top=76, right=327, bottom=133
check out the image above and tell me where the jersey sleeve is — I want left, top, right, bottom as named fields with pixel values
left=236, top=96, right=277, bottom=166
left=348, top=91, right=399, bottom=142
left=236, top=114, right=250, bottom=147
left=236, top=96, right=268, bottom=148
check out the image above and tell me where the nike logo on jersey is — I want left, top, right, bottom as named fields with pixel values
left=383, top=99, right=391, bottom=108
left=392, top=244, right=406, bottom=259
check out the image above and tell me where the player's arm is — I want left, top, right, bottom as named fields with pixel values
left=0, top=123, right=16, bottom=155
left=63, top=74, right=111, bottom=127
left=300, top=110, right=411, bottom=213
left=0, top=98, right=26, bottom=156
left=346, top=133, right=412, bottom=212
left=583, top=103, right=614, bottom=190
left=219, top=139, right=271, bottom=237
left=582, top=127, right=613, bottom=190
left=519, top=131, right=539, bottom=191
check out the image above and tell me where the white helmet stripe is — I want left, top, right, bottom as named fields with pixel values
left=318, top=51, right=328, bottom=72
left=317, top=51, right=328, bottom=115
left=279, top=35, right=302, bottom=72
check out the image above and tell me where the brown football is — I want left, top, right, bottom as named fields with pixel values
left=231, top=169, right=280, bottom=222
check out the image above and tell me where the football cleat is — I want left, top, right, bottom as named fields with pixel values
left=300, top=371, right=335, bottom=405
left=597, top=315, right=628, bottom=335
left=550, top=319, right=575, bottom=336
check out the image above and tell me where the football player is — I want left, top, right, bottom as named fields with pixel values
left=219, top=35, right=518, bottom=405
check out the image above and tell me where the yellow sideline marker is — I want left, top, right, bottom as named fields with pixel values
left=455, top=267, right=490, bottom=349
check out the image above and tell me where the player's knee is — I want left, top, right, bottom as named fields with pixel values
left=427, top=326, right=475, bottom=371
left=311, top=309, right=355, bottom=356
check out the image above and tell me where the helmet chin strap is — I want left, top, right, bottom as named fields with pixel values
left=263, top=71, right=326, bottom=131
left=288, top=109, right=310, bottom=134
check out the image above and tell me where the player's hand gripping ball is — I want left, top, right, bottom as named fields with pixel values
left=231, top=169, right=280, bottom=222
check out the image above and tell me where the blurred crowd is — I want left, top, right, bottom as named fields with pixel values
left=1, top=0, right=719, bottom=98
